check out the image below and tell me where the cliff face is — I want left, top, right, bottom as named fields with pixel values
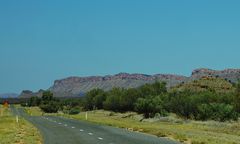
left=18, top=68, right=240, bottom=98
left=49, top=73, right=187, bottom=97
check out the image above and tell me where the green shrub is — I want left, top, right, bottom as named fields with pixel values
left=69, top=107, right=80, bottom=115
left=197, top=103, right=238, bottom=121
left=134, top=95, right=167, bottom=118
left=39, top=101, right=59, bottom=113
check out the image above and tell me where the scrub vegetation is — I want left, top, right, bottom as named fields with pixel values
left=23, top=77, right=240, bottom=121
left=83, top=77, right=240, bottom=121
left=0, top=105, right=42, bottom=144
left=24, top=106, right=240, bottom=144
left=22, top=77, right=240, bottom=144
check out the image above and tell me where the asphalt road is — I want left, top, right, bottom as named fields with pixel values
left=12, top=107, right=180, bottom=144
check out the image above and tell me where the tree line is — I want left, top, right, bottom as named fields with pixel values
left=23, top=81, right=240, bottom=122
left=83, top=81, right=240, bottom=121
left=22, top=91, right=83, bottom=115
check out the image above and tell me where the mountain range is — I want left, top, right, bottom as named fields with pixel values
left=19, top=68, right=240, bottom=98
left=0, top=93, right=19, bottom=98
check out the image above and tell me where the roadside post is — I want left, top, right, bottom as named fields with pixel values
left=0, top=108, right=2, bottom=116
left=16, top=115, right=19, bottom=123
left=85, top=112, right=88, bottom=120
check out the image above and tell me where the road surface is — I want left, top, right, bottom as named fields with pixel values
left=12, top=107, right=180, bottom=144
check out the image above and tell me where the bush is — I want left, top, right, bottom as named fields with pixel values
left=234, top=81, right=240, bottom=113
left=134, top=95, right=167, bottom=118
left=197, top=103, right=238, bottom=121
left=39, top=91, right=60, bottom=113
left=69, top=107, right=80, bottom=115
left=167, top=90, right=238, bottom=121
left=103, top=88, right=124, bottom=112
left=167, top=91, right=198, bottom=119
left=84, top=89, right=106, bottom=110
left=39, top=101, right=60, bottom=113
left=27, top=96, right=41, bottom=107
left=134, top=98, right=152, bottom=118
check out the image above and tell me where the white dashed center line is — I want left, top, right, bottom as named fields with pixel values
left=88, top=133, right=93, bottom=135
left=42, top=117, right=106, bottom=143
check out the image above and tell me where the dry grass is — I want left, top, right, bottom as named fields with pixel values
left=0, top=105, right=42, bottom=144
left=67, top=110, right=240, bottom=144
left=24, top=107, right=240, bottom=144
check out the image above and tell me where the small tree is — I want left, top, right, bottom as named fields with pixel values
left=134, top=98, right=152, bottom=118
left=85, top=89, right=106, bottom=110
left=234, top=81, right=240, bottom=113
left=139, top=81, right=167, bottom=98
left=28, top=96, right=41, bottom=107
left=197, top=103, right=238, bottom=122
left=134, top=96, right=167, bottom=118
left=168, top=90, right=197, bottom=118
left=103, top=88, right=123, bottom=111
left=39, top=91, right=60, bottom=113
left=120, top=88, right=140, bottom=111
left=42, top=91, right=54, bottom=103
left=40, top=101, right=59, bottom=113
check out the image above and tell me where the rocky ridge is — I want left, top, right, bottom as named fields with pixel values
left=19, top=68, right=240, bottom=98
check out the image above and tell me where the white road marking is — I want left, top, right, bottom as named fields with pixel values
left=88, top=133, right=93, bottom=135
left=98, top=137, right=103, bottom=140
left=80, top=129, right=84, bottom=132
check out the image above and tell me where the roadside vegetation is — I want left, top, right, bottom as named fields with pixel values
left=0, top=105, right=42, bottom=144
left=21, top=77, right=240, bottom=144
left=24, top=106, right=240, bottom=144
left=83, top=77, right=240, bottom=121
left=69, top=111, right=240, bottom=144
left=23, top=77, right=240, bottom=121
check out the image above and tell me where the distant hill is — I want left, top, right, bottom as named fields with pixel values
left=18, top=90, right=44, bottom=98
left=19, top=73, right=186, bottom=98
left=172, top=77, right=235, bottom=93
left=0, top=93, right=19, bottom=98
left=190, top=68, right=240, bottom=83
left=18, top=68, right=240, bottom=98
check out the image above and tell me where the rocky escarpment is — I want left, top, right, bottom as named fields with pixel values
left=19, top=89, right=44, bottom=98
left=18, top=68, right=240, bottom=98
left=49, top=73, right=187, bottom=97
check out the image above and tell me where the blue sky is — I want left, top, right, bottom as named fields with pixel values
left=0, top=0, right=240, bottom=93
